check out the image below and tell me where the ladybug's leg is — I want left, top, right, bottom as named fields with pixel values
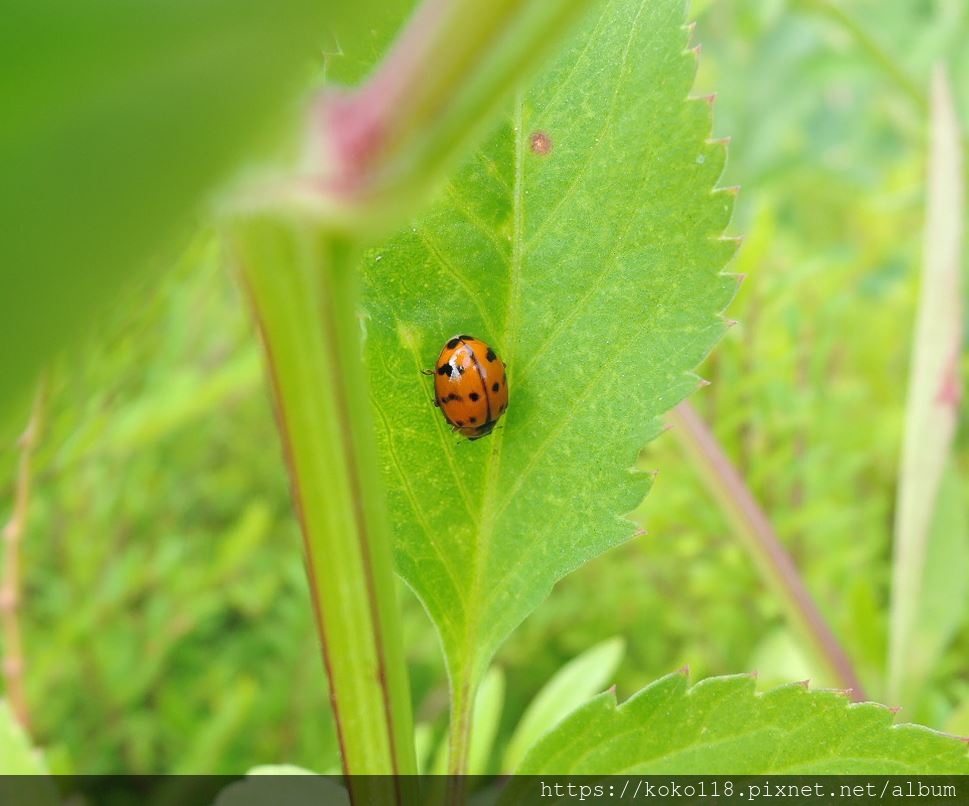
left=420, top=369, right=435, bottom=376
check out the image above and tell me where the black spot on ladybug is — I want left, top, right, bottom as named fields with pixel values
left=437, top=365, right=450, bottom=376
left=446, top=337, right=460, bottom=349
left=456, top=420, right=465, bottom=426
left=469, top=392, right=480, bottom=401
left=459, top=334, right=474, bottom=341
left=470, top=416, right=477, bottom=424
left=457, top=366, right=465, bottom=375
left=486, top=348, right=497, bottom=362
left=492, top=382, right=500, bottom=392
left=448, top=392, right=462, bottom=401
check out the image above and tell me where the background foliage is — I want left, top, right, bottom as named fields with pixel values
left=1, top=0, right=967, bottom=775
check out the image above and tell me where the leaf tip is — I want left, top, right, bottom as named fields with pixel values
left=676, top=665, right=691, bottom=679
left=706, top=135, right=732, bottom=147
left=797, top=678, right=811, bottom=690
left=723, top=317, right=739, bottom=329
left=715, top=184, right=741, bottom=197
left=696, top=377, right=712, bottom=389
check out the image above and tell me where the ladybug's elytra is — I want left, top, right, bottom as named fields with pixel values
left=428, top=334, right=508, bottom=440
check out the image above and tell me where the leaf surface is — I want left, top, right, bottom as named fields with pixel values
left=363, top=0, right=736, bottom=690
left=504, top=673, right=969, bottom=780
left=503, top=637, right=625, bottom=773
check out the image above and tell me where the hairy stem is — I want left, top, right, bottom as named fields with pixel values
left=1, top=374, right=49, bottom=732
left=670, top=400, right=867, bottom=700
left=446, top=676, right=474, bottom=800
left=233, top=215, right=417, bottom=798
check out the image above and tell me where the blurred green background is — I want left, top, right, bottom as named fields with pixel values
left=1, top=0, right=967, bottom=775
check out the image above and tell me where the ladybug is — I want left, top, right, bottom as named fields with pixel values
left=427, top=334, right=508, bottom=440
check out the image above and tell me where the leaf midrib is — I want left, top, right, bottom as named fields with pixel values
left=462, top=92, right=527, bottom=679
left=460, top=0, right=653, bottom=673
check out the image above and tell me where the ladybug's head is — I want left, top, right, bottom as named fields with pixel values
left=464, top=420, right=497, bottom=441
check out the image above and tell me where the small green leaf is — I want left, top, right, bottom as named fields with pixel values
left=504, top=672, right=969, bottom=781
left=503, top=637, right=624, bottom=773
left=363, top=0, right=735, bottom=702
left=469, top=666, right=506, bottom=776
left=215, top=772, right=349, bottom=806
left=0, top=700, right=48, bottom=775
left=901, top=465, right=969, bottom=707
left=246, top=765, right=321, bottom=775
left=0, top=701, right=59, bottom=806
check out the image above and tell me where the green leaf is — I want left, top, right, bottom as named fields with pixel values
left=0, top=0, right=325, bottom=417
left=900, top=465, right=969, bottom=710
left=245, top=765, right=321, bottom=775
left=0, top=700, right=48, bottom=775
left=215, top=772, right=349, bottom=806
left=468, top=666, right=506, bottom=776
left=0, top=701, right=60, bottom=806
left=503, top=638, right=624, bottom=773
left=322, top=0, right=413, bottom=85
left=363, top=0, right=735, bottom=701
left=503, top=672, right=969, bottom=781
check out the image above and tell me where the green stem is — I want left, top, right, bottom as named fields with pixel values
left=670, top=401, right=868, bottom=701
left=309, top=0, right=601, bottom=234
left=1, top=372, right=49, bottom=735
left=445, top=676, right=474, bottom=801
left=232, top=215, right=417, bottom=798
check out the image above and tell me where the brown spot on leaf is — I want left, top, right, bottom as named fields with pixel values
left=529, top=131, right=552, bottom=155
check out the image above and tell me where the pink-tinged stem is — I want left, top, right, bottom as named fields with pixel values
left=1, top=374, right=49, bottom=733
left=670, top=400, right=868, bottom=701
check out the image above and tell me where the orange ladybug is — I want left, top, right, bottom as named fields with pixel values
left=429, top=334, right=508, bottom=440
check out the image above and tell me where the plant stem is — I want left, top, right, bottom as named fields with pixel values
left=887, top=67, right=964, bottom=705
left=669, top=400, right=867, bottom=701
left=1, top=374, right=49, bottom=732
left=445, top=676, right=474, bottom=802
left=232, top=215, right=417, bottom=798
left=305, top=0, right=601, bottom=232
